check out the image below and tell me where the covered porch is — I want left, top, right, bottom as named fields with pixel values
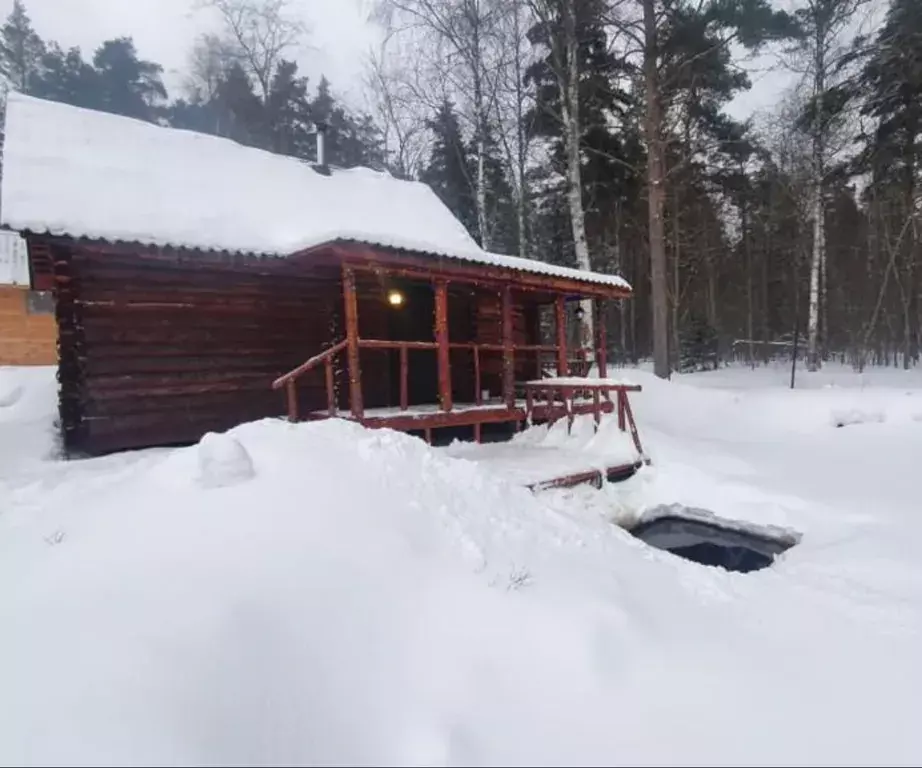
left=274, top=242, right=642, bottom=453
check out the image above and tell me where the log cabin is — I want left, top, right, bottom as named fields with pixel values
left=0, top=92, right=636, bottom=456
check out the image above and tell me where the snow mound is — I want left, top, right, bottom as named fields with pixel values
left=2, top=362, right=922, bottom=765
left=196, top=432, right=256, bottom=488
left=830, top=407, right=886, bottom=428
left=0, top=382, right=22, bottom=408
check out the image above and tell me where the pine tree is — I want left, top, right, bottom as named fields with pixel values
left=264, top=59, right=312, bottom=158
left=420, top=100, right=479, bottom=239
left=0, top=0, right=44, bottom=92
left=32, top=43, right=97, bottom=108
left=858, top=0, right=921, bottom=205
left=479, top=124, right=518, bottom=254
left=638, top=0, right=798, bottom=378
left=92, top=38, right=166, bottom=121
left=855, top=0, right=922, bottom=365
left=213, top=61, right=264, bottom=147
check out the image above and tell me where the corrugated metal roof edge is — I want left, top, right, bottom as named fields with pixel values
left=4, top=226, right=633, bottom=294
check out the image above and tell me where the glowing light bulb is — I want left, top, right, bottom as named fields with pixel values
left=387, top=290, right=405, bottom=307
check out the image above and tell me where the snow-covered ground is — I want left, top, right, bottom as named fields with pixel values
left=1, top=362, right=921, bottom=766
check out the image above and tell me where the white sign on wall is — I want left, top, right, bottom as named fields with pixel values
left=0, top=230, right=29, bottom=285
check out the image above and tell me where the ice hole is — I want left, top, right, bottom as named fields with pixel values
left=627, top=506, right=800, bottom=574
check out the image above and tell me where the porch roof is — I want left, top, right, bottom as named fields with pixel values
left=1, top=92, right=631, bottom=296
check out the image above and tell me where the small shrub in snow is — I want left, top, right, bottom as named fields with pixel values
left=196, top=432, right=255, bottom=488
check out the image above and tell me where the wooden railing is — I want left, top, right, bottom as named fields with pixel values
left=523, top=381, right=645, bottom=457
left=272, top=338, right=348, bottom=421
left=272, top=338, right=588, bottom=423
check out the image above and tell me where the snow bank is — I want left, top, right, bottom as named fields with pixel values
left=830, top=407, right=886, bottom=428
left=196, top=432, right=256, bottom=488
left=2, top=364, right=922, bottom=765
left=0, top=365, right=59, bottom=469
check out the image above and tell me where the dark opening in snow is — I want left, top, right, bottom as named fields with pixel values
left=628, top=506, right=799, bottom=573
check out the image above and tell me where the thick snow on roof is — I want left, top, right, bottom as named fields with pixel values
left=0, top=93, right=630, bottom=292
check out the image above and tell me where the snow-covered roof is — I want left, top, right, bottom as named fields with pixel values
left=0, top=93, right=631, bottom=293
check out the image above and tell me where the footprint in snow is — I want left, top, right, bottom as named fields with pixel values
left=0, top=384, right=23, bottom=408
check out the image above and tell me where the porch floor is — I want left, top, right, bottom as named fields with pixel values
left=316, top=397, right=614, bottom=431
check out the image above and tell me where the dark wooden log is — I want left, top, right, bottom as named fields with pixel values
left=359, top=339, right=438, bottom=350
left=342, top=265, right=364, bottom=419
left=286, top=380, right=298, bottom=421
left=434, top=279, right=452, bottom=412
left=563, top=385, right=575, bottom=433
left=325, top=357, right=336, bottom=415
left=555, top=295, right=568, bottom=376
left=502, top=286, right=515, bottom=408
left=595, top=299, right=607, bottom=379
left=525, top=460, right=642, bottom=492
left=273, top=339, right=348, bottom=388
left=621, top=392, right=646, bottom=458
left=400, top=345, right=409, bottom=411
left=474, top=346, right=482, bottom=405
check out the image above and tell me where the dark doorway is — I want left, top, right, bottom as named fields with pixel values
left=387, top=280, right=438, bottom=405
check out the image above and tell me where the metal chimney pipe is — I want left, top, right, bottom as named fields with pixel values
left=316, top=122, right=327, bottom=170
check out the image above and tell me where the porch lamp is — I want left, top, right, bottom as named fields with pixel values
left=574, top=303, right=585, bottom=321
left=387, top=289, right=405, bottom=307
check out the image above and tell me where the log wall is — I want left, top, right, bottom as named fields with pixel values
left=46, top=238, right=551, bottom=455
left=52, top=240, right=341, bottom=455
left=474, top=288, right=541, bottom=398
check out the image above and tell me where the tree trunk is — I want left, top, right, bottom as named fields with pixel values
left=743, top=194, right=754, bottom=368
left=672, top=190, right=681, bottom=371
left=560, top=0, right=594, bottom=353
left=643, top=0, right=670, bottom=379
left=471, top=5, right=490, bottom=251
left=513, top=0, right=528, bottom=260
left=807, top=16, right=826, bottom=372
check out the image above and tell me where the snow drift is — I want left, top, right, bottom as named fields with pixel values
left=1, top=363, right=921, bottom=766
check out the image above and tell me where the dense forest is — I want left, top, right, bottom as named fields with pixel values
left=0, top=0, right=919, bottom=377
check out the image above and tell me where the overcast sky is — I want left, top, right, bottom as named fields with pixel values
left=4, top=0, right=380, bottom=107
left=3, top=0, right=885, bottom=123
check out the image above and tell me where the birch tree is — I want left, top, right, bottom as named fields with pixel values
left=199, top=0, right=307, bottom=102
left=790, top=0, right=871, bottom=370
left=364, top=39, right=430, bottom=179
left=526, top=0, right=600, bottom=353
left=493, top=0, right=533, bottom=259
left=376, top=0, right=504, bottom=251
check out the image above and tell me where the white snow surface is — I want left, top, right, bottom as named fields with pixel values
left=0, top=93, right=630, bottom=291
left=2, top=361, right=922, bottom=765
left=525, top=375, right=638, bottom=387
left=445, top=414, right=641, bottom=486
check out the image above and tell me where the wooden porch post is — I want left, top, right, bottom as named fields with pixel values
left=342, top=264, right=364, bottom=419
left=555, top=295, right=569, bottom=376
left=595, top=299, right=608, bottom=379
left=502, top=285, right=515, bottom=408
left=435, top=279, right=452, bottom=411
